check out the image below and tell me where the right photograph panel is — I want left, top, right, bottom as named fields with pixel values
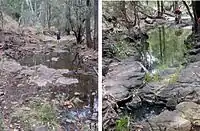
left=102, top=0, right=199, bottom=130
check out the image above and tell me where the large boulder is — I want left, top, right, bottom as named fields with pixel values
left=21, top=64, right=78, bottom=87
left=144, top=110, right=191, bottom=131
left=0, top=60, right=22, bottom=73
left=103, top=58, right=144, bottom=101
left=143, top=102, right=200, bottom=131
left=176, top=102, right=200, bottom=125
left=139, top=61, right=200, bottom=107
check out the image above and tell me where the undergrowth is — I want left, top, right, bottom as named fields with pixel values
left=168, top=67, right=181, bottom=84
left=145, top=66, right=182, bottom=83
left=113, top=41, right=134, bottom=59
left=11, top=98, right=59, bottom=131
left=145, top=72, right=161, bottom=82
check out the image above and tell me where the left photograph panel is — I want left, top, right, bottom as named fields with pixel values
left=0, top=0, right=98, bottom=130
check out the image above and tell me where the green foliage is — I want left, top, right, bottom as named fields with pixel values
left=11, top=99, right=58, bottom=131
left=157, top=64, right=168, bottom=70
left=34, top=102, right=57, bottom=124
left=116, top=116, right=130, bottom=131
left=168, top=68, right=181, bottom=84
left=4, top=0, right=23, bottom=14
left=145, top=72, right=161, bottom=82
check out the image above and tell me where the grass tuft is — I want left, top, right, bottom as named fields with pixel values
left=116, top=116, right=130, bottom=131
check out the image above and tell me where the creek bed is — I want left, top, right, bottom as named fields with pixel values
left=18, top=45, right=98, bottom=130
left=125, top=26, right=191, bottom=122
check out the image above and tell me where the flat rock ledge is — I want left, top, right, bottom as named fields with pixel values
left=142, top=102, right=200, bottom=131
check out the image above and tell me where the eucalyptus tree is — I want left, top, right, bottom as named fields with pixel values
left=86, top=0, right=92, bottom=48
left=94, top=0, right=98, bottom=50
left=192, top=1, right=200, bottom=33
left=0, top=0, right=3, bottom=29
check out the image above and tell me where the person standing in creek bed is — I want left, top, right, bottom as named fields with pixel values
left=174, top=7, right=182, bottom=24
left=56, top=30, right=61, bottom=43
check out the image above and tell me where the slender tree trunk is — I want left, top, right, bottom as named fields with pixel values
left=28, top=0, right=34, bottom=14
left=0, top=11, right=3, bottom=29
left=192, top=1, right=200, bottom=33
left=46, top=0, right=49, bottom=28
left=159, top=27, right=163, bottom=63
left=20, top=1, right=25, bottom=27
left=162, top=26, right=166, bottom=63
left=94, top=0, right=98, bottom=50
left=86, top=0, right=93, bottom=48
left=76, top=26, right=83, bottom=44
left=47, top=1, right=51, bottom=30
left=161, top=0, right=164, bottom=16
left=157, top=0, right=161, bottom=17
left=0, top=0, right=3, bottom=29
left=133, top=1, right=137, bottom=28
left=182, top=0, right=194, bottom=22
left=65, top=0, right=71, bottom=35
left=174, top=1, right=178, bottom=10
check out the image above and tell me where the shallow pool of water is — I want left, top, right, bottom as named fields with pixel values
left=19, top=47, right=97, bottom=129
left=147, top=25, right=191, bottom=69
left=19, top=51, right=77, bottom=70
left=127, top=26, right=192, bottom=122
left=124, top=103, right=165, bottom=122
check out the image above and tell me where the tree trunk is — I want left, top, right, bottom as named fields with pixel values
left=157, top=0, right=161, bottom=17
left=47, top=1, right=51, bottom=29
left=162, top=26, right=166, bottom=63
left=86, top=0, right=93, bottom=48
left=93, top=0, right=98, bottom=50
left=159, top=27, right=163, bottom=63
left=76, top=26, right=83, bottom=44
left=161, top=0, right=164, bottom=16
left=174, top=1, right=178, bottom=10
left=65, top=0, right=71, bottom=35
left=0, top=0, right=3, bottom=29
left=192, top=1, right=200, bottom=33
left=182, top=0, right=194, bottom=22
left=120, top=1, right=130, bottom=34
left=27, top=0, right=34, bottom=14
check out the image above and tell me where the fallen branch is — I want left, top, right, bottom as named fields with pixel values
left=164, top=11, right=175, bottom=17
left=137, top=5, right=165, bottom=19
left=93, top=66, right=98, bottom=76
left=136, top=61, right=149, bottom=73
left=141, top=11, right=165, bottom=19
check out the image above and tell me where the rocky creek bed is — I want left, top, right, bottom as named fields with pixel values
left=0, top=28, right=98, bottom=131
left=102, top=19, right=200, bottom=130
